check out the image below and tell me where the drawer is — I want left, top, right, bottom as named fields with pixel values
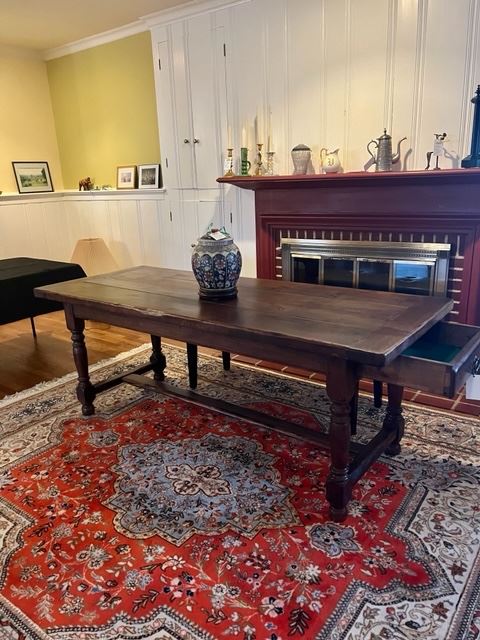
left=361, top=321, right=480, bottom=397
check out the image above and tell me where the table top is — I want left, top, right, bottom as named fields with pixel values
left=35, top=266, right=453, bottom=367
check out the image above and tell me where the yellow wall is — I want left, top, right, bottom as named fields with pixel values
left=0, top=47, right=63, bottom=193
left=47, top=32, right=160, bottom=189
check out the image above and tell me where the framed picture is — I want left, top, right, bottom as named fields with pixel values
left=116, top=165, right=137, bottom=189
left=138, top=164, right=162, bottom=189
left=12, top=161, right=54, bottom=193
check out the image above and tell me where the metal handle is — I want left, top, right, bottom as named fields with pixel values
left=193, top=138, right=199, bottom=144
left=184, top=138, right=190, bottom=143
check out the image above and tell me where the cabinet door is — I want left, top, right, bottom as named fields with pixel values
left=158, top=203, right=189, bottom=271
left=171, top=22, right=196, bottom=189
left=187, top=14, right=227, bottom=189
left=153, top=34, right=181, bottom=189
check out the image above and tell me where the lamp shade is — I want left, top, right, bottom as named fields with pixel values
left=70, top=237, right=117, bottom=276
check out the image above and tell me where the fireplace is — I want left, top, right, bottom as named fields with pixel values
left=281, top=239, right=451, bottom=297
left=218, top=169, right=480, bottom=325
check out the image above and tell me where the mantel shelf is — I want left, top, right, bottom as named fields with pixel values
left=217, top=168, right=480, bottom=190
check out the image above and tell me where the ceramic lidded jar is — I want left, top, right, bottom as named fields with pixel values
left=191, top=230, right=242, bottom=300
left=291, top=144, right=311, bottom=174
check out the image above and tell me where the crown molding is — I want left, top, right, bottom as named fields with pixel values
left=42, top=0, right=251, bottom=60
left=43, top=20, right=146, bottom=61
left=142, top=0, right=251, bottom=28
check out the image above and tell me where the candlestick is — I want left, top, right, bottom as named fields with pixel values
left=254, top=143, right=265, bottom=176
left=462, top=85, right=480, bottom=167
left=224, top=148, right=235, bottom=177
left=266, top=151, right=276, bottom=176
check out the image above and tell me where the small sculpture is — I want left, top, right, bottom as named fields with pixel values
left=425, top=133, right=447, bottom=170
left=79, top=177, right=94, bottom=191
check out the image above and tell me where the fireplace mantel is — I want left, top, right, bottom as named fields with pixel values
left=218, top=169, right=480, bottom=325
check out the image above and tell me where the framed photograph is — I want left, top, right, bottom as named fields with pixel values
left=138, top=164, right=162, bottom=189
left=12, top=161, right=53, bottom=193
left=116, top=165, right=137, bottom=189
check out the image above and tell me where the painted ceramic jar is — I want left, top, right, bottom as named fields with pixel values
left=191, top=231, right=242, bottom=299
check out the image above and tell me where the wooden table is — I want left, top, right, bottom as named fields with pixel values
left=36, top=266, right=463, bottom=521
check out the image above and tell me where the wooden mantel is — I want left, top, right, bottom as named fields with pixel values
left=218, top=169, right=480, bottom=325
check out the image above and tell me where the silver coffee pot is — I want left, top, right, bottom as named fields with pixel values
left=367, top=129, right=406, bottom=171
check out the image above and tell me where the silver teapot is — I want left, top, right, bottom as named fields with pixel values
left=367, top=129, right=406, bottom=171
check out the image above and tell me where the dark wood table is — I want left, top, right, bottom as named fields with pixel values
left=36, top=266, right=463, bottom=521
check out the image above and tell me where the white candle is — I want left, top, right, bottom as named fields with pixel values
left=267, top=108, right=272, bottom=150
left=227, top=125, right=232, bottom=148
left=254, top=115, right=258, bottom=146
left=242, top=126, right=247, bottom=148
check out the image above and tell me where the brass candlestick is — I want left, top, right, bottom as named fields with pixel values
left=254, top=143, right=265, bottom=176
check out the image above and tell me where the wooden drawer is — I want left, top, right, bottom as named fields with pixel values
left=361, top=321, right=480, bottom=397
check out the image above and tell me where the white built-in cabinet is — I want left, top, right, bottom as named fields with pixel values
left=150, top=10, right=230, bottom=254
left=151, top=14, right=227, bottom=190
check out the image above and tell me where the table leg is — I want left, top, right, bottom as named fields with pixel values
left=384, top=383, right=405, bottom=456
left=65, top=306, right=96, bottom=416
left=325, top=358, right=357, bottom=522
left=187, top=343, right=198, bottom=389
left=150, top=335, right=167, bottom=381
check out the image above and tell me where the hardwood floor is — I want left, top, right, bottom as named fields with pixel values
left=0, top=312, right=148, bottom=398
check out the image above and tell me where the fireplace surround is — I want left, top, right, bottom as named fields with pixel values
left=218, top=169, right=480, bottom=325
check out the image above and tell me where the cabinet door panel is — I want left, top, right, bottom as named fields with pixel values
left=154, top=37, right=181, bottom=188
left=171, top=22, right=196, bottom=189
left=187, top=15, right=227, bottom=188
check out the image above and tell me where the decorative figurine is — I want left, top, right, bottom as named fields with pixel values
left=291, top=144, right=311, bottom=174
left=320, top=147, right=341, bottom=173
left=366, top=129, right=406, bottom=172
left=425, top=133, right=447, bottom=170
left=240, top=147, right=251, bottom=176
left=462, top=85, right=480, bottom=168
left=223, top=148, right=235, bottom=177
left=79, top=177, right=94, bottom=191
left=254, top=143, right=265, bottom=176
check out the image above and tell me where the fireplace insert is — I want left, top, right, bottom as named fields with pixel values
left=281, top=240, right=450, bottom=297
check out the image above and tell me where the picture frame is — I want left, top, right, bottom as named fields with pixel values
left=138, top=164, right=162, bottom=189
left=116, top=165, right=137, bottom=189
left=12, top=161, right=54, bottom=193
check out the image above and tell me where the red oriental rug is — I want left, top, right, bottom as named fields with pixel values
left=0, top=343, right=479, bottom=639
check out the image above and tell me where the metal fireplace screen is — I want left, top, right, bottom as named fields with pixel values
left=281, top=240, right=451, bottom=296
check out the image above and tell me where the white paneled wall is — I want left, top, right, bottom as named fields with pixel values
left=2, top=0, right=478, bottom=280
left=220, top=0, right=479, bottom=174
left=0, top=192, right=206, bottom=272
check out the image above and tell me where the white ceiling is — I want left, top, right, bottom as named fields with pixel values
left=0, top=0, right=193, bottom=52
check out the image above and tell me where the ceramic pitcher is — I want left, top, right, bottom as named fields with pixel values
left=320, top=148, right=341, bottom=173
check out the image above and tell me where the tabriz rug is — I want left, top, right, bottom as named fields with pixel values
left=0, top=344, right=479, bottom=640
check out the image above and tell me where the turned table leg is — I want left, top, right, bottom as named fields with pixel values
left=150, top=335, right=167, bottom=381
left=384, top=383, right=405, bottom=456
left=325, top=358, right=357, bottom=522
left=187, top=343, right=198, bottom=389
left=65, top=305, right=96, bottom=416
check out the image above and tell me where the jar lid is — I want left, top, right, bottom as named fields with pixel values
left=292, top=143, right=311, bottom=151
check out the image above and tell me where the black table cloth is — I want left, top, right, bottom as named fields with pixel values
left=0, top=257, right=86, bottom=325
